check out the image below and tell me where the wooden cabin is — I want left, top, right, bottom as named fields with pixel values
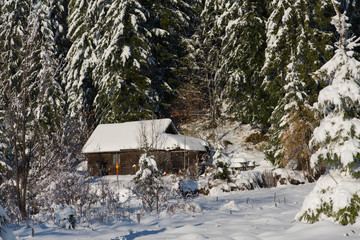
left=82, top=119, right=209, bottom=176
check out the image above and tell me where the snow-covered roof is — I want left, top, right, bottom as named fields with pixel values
left=157, top=134, right=209, bottom=151
left=82, top=119, right=208, bottom=153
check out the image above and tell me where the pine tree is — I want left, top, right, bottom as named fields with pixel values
left=93, top=0, right=154, bottom=123
left=265, top=55, right=313, bottom=167
left=219, top=0, right=268, bottom=126
left=65, top=0, right=194, bottom=124
left=131, top=154, right=165, bottom=213
left=264, top=0, right=334, bottom=166
left=310, top=2, right=360, bottom=176
left=64, top=0, right=100, bottom=122
left=262, top=0, right=333, bottom=124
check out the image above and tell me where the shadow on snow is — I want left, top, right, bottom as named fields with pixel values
left=120, top=228, right=166, bottom=240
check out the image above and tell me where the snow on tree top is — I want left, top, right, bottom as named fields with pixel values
left=82, top=119, right=209, bottom=153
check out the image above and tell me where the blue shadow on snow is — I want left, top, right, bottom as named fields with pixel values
left=121, top=228, right=166, bottom=240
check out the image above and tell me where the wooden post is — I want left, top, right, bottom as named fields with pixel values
left=184, top=135, right=186, bottom=171
left=196, top=152, right=199, bottom=178
left=117, top=152, right=120, bottom=190
left=137, top=213, right=141, bottom=223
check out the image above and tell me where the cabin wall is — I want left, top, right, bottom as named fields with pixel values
left=87, top=151, right=142, bottom=176
left=85, top=150, right=208, bottom=176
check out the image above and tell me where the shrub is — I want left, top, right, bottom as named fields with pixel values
left=55, top=205, right=76, bottom=229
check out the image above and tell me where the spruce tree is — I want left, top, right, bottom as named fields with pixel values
left=266, top=53, right=317, bottom=177
left=93, top=0, right=154, bottom=123
left=338, top=0, right=360, bottom=39
left=265, top=56, right=309, bottom=166
left=262, top=0, right=333, bottom=118
left=297, top=2, right=360, bottom=225
left=64, top=0, right=99, bottom=121
left=65, top=0, right=194, bottom=124
left=131, top=154, right=165, bottom=213
left=49, top=0, right=71, bottom=59
left=310, top=3, right=360, bottom=176
left=143, top=0, right=195, bottom=118
left=264, top=0, right=333, bottom=166
left=219, top=0, right=268, bottom=126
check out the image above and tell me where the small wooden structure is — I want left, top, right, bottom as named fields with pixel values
left=231, top=157, right=248, bottom=173
left=230, top=155, right=256, bottom=174
left=82, top=119, right=209, bottom=176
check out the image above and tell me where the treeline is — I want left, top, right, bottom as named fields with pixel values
left=0, top=0, right=360, bottom=220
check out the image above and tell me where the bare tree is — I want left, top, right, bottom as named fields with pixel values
left=0, top=11, right=64, bottom=219
left=137, top=119, right=167, bottom=153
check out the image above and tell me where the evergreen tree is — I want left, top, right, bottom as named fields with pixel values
left=65, top=0, right=194, bottom=124
left=93, top=0, right=154, bottom=123
left=64, top=0, right=100, bottom=122
left=263, top=0, right=334, bottom=166
left=219, top=0, right=268, bottom=126
left=297, top=2, right=360, bottom=225
left=0, top=0, right=32, bottom=219
left=265, top=55, right=312, bottom=167
left=0, top=0, right=30, bottom=82
left=143, top=0, right=195, bottom=118
left=310, top=3, right=360, bottom=176
left=49, top=0, right=71, bottom=59
left=262, top=0, right=333, bottom=125
left=338, top=0, right=360, bottom=39
left=131, top=154, right=165, bottom=213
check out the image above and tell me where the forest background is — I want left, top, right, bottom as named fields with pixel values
left=0, top=0, right=360, bottom=222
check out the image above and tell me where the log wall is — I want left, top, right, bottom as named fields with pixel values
left=85, top=150, right=207, bottom=176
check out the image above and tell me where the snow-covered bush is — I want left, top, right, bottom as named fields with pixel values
left=179, top=180, right=199, bottom=196
left=33, top=169, right=124, bottom=224
left=296, top=171, right=360, bottom=225
left=212, top=151, right=231, bottom=182
left=55, top=205, right=76, bottom=229
left=85, top=177, right=124, bottom=223
left=131, top=154, right=166, bottom=213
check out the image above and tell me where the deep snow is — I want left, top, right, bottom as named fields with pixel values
left=12, top=181, right=360, bottom=240
left=8, top=122, right=360, bottom=240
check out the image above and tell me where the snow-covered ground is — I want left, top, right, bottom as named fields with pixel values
left=12, top=181, right=360, bottom=240
left=7, top=123, right=360, bottom=239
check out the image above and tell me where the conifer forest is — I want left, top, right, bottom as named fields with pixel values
left=1, top=0, right=360, bottom=230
